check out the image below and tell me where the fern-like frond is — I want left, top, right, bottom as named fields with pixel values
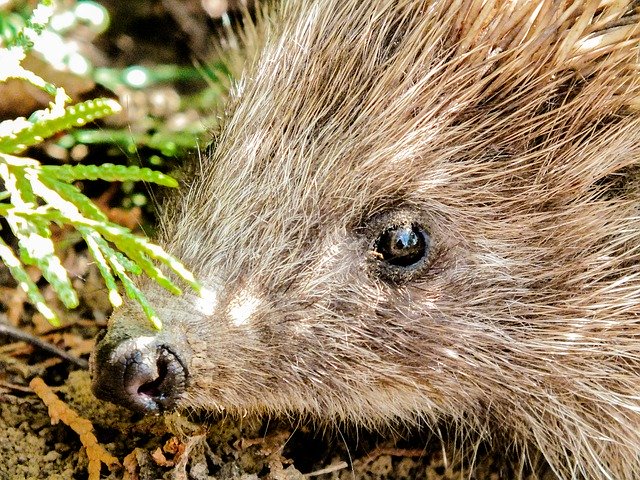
left=0, top=236, right=60, bottom=326
left=42, top=163, right=178, bottom=187
left=0, top=153, right=201, bottom=329
left=0, top=156, right=79, bottom=319
left=0, top=98, right=122, bottom=154
left=0, top=0, right=202, bottom=330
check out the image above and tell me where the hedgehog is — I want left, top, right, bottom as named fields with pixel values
left=91, top=1, right=640, bottom=478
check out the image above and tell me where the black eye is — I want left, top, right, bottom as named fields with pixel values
left=374, top=224, right=429, bottom=267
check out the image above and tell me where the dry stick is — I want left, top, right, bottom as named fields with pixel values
left=304, top=461, right=349, bottom=477
left=0, top=321, right=88, bottom=369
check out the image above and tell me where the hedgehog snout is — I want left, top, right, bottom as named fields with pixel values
left=91, top=334, right=187, bottom=413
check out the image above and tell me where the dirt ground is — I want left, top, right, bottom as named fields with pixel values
left=0, top=1, right=553, bottom=478
left=0, top=344, right=529, bottom=479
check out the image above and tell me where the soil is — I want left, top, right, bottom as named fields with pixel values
left=0, top=1, right=541, bottom=479
left=0, top=359, right=517, bottom=479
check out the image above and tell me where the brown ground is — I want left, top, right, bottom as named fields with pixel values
left=0, top=332, right=513, bottom=479
left=0, top=1, right=544, bottom=478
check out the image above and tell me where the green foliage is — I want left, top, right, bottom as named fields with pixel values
left=0, top=0, right=202, bottom=328
left=0, top=98, right=123, bottom=154
left=6, top=0, right=53, bottom=50
left=61, top=128, right=207, bottom=158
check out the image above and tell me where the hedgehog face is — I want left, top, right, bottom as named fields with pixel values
left=92, top=1, right=640, bottom=477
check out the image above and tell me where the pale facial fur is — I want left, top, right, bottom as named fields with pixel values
left=92, top=1, right=640, bottom=478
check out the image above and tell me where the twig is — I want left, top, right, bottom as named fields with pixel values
left=0, top=321, right=88, bottom=369
left=304, top=461, right=349, bottom=477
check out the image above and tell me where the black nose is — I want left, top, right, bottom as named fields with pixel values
left=91, top=337, right=187, bottom=413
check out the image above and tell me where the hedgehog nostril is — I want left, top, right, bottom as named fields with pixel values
left=122, top=346, right=186, bottom=411
left=134, top=347, right=182, bottom=402
left=137, top=358, right=168, bottom=398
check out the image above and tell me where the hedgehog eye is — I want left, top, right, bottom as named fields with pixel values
left=373, top=224, right=429, bottom=268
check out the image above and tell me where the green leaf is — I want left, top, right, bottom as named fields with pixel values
left=0, top=157, right=78, bottom=309
left=38, top=176, right=108, bottom=222
left=118, top=242, right=182, bottom=295
left=2, top=197, right=199, bottom=328
left=0, top=98, right=122, bottom=154
left=133, top=240, right=202, bottom=294
left=16, top=221, right=79, bottom=309
left=42, top=163, right=179, bottom=188
left=83, top=230, right=142, bottom=275
left=60, top=128, right=204, bottom=156
left=0, top=236, right=59, bottom=326
left=107, top=254, right=162, bottom=330
left=81, top=228, right=122, bottom=308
